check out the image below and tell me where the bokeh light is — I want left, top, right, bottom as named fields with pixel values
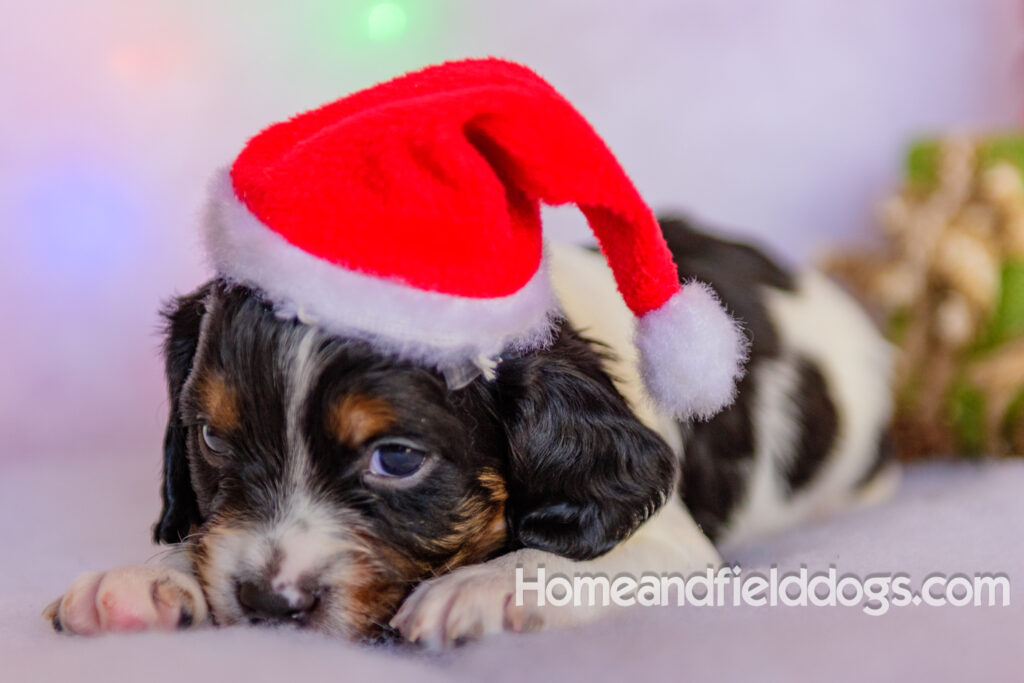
left=16, top=163, right=143, bottom=281
left=107, top=42, right=181, bottom=84
left=366, top=2, right=408, bottom=42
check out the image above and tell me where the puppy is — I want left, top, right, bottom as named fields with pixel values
left=44, top=217, right=895, bottom=647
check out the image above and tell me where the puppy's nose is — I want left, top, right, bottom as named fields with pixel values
left=236, top=580, right=319, bottom=624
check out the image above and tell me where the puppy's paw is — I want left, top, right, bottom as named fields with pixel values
left=390, top=562, right=567, bottom=650
left=43, top=566, right=208, bottom=636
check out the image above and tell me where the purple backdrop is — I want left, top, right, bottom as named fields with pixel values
left=1, top=0, right=1021, bottom=461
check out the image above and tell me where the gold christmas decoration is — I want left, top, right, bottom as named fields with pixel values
left=824, top=134, right=1024, bottom=458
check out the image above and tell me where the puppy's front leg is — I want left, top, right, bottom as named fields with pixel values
left=43, top=546, right=208, bottom=635
left=391, top=499, right=720, bottom=649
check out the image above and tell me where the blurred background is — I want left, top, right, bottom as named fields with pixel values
left=2, top=0, right=1022, bottom=461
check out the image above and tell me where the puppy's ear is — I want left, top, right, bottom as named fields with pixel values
left=497, top=326, right=679, bottom=560
left=153, top=283, right=212, bottom=544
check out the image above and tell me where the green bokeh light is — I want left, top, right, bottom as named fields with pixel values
left=366, top=2, right=408, bottom=41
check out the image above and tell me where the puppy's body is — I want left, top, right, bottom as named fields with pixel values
left=550, top=220, right=895, bottom=545
left=46, top=219, right=894, bottom=646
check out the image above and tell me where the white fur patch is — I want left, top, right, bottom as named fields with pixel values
left=719, top=272, right=894, bottom=545
left=636, top=283, right=748, bottom=421
left=268, top=495, right=356, bottom=602
left=718, top=355, right=806, bottom=542
left=772, top=272, right=895, bottom=509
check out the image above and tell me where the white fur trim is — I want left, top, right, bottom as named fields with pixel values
left=203, top=169, right=559, bottom=370
left=636, top=283, right=749, bottom=420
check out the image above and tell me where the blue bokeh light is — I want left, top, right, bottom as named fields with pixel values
left=17, top=163, right=144, bottom=281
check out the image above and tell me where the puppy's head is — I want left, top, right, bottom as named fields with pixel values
left=156, top=280, right=677, bottom=640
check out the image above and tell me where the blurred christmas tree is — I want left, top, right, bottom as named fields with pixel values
left=826, top=134, right=1024, bottom=458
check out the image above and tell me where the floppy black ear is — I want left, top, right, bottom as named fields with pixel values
left=153, top=283, right=212, bottom=544
left=497, top=325, right=680, bottom=560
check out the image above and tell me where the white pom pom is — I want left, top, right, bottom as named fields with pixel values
left=635, top=282, right=748, bottom=421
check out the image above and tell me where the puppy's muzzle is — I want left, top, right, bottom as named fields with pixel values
left=236, top=580, right=321, bottom=626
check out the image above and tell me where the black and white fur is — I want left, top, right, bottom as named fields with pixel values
left=44, top=217, right=894, bottom=647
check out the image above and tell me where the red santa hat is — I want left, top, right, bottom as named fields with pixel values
left=204, top=58, right=746, bottom=419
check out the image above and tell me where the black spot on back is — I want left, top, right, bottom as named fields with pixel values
left=783, top=357, right=838, bottom=495
left=660, top=215, right=793, bottom=359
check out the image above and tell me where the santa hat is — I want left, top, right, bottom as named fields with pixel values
left=204, top=58, right=746, bottom=420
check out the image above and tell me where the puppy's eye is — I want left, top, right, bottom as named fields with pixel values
left=368, top=442, right=427, bottom=478
left=201, top=424, right=232, bottom=456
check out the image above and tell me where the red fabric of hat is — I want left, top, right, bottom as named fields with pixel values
left=204, top=58, right=746, bottom=419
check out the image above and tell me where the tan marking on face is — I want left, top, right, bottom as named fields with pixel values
left=330, top=538, right=429, bottom=639
left=190, top=511, right=249, bottom=626
left=431, top=468, right=509, bottom=567
left=477, top=468, right=509, bottom=503
left=198, top=373, right=240, bottom=433
left=329, top=394, right=396, bottom=446
left=323, top=470, right=511, bottom=636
